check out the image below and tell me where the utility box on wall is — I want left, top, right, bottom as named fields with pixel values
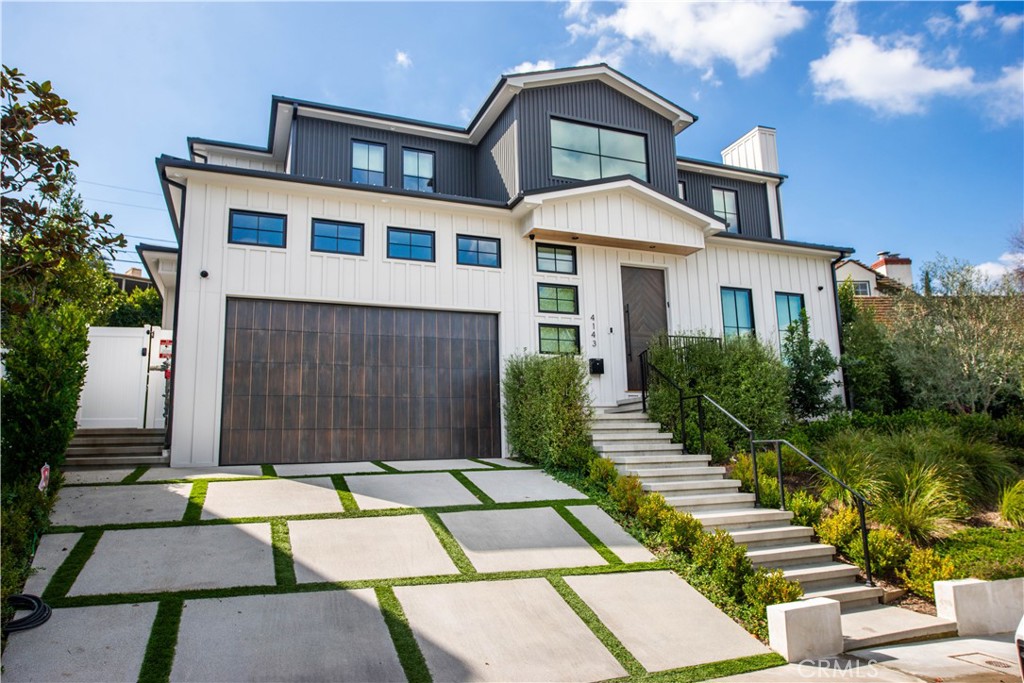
left=589, top=358, right=605, bottom=375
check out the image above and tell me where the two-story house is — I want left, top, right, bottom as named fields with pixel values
left=146, top=64, right=851, bottom=467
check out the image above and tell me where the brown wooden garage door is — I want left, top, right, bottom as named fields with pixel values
left=220, top=299, right=500, bottom=464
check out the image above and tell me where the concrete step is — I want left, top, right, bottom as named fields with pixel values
left=804, top=584, right=885, bottom=611
left=643, top=479, right=742, bottom=495
left=783, top=562, right=862, bottom=590
left=841, top=605, right=957, bottom=650
left=603, top=402, right=644, bottom=414
left=74, top=428, right=165, bottom=437
left=609, top=453, right=710, bottom=467
left=70, top=435, right=166, bottom=447
left=694, top=508, right=795, bottom=530
left=747, top=542, right=836, bottom=568
left=66, top=445, right=164, bottom=456
left=591, top=420, right=663, bottom=431
left=593, top=411, right=652, bottom=421
left=592, top=432, right=676, bottom=443
left=729, top=525, right=814, bottom=549
left=65, top=454, right=168, bottom=467
left=667, top=492, right=757, bottom=512
left=597, top=442, right=686, bottom=454
left=627, top=466, right=727, bottom=480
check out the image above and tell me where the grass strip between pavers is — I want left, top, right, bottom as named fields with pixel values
left=330, top=474, right=360, bottom=512
left=553, top=504, right=623, bottom=565
left=449, top=471, right=496, bottom=505
left=630, top=653, right=787, bottom=682
left=260, top=464, right=277, bottom=477
left=547, top=575, right=645, bottom=678
left=422, top=511, right=476, bottom=574
left=137, top=597, right=184, bottom=683
left=375, top=586, right=432, bottom=683
left=270, top=519, right=297, bottom=587
left=372, top=460, right=401, bottom=473
left=181, top=480, right=208, bottom=524
left=42, top=528, right=103, bottom=601
left=121, top=465, right=149, bottom=484
left=467, top=458, right=503, bottom=469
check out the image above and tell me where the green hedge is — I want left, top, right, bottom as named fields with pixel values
left=502, top=353, right=595, bottom=471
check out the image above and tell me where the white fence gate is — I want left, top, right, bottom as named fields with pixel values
left=77, top=326, right=173, bottom=429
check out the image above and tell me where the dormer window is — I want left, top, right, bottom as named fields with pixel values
left=712, top=187, right=740, bottom=233
left=550, top=119, right=647, bottom=183
left=403, top=148, right=435, bottom=193
left=352, top=141, right=385, bottom=186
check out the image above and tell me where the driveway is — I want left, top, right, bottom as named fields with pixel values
left=3, top=459, right=776, bottom=682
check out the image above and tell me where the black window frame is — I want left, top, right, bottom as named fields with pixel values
left=538, top=324, right=581, bottom=355
left=711, top=187, right=741, bottom=233
left=386, top=226, right=436, bottom=263
left=720, top=286, right=756, bottom=339
left=351, top=139, right=387, bottom=187
left=537, top=283, right=580, bottom=315
left=402, top=147, right=436, bottom=193
left=228, top=209, right=288, bottom=249
left=310, top=218, right=365, bottom=256
left=455, top=234, right=501, bottom=269
left=535, top=243, right=578, bottom=275
left=549, top=117, right=649, bottom=183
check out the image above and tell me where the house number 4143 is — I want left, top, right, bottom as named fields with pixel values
left=590, top=314, right=597, bottom=347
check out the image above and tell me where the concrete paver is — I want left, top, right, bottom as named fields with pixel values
left=396, top=578, right=628, bottom=683
left=463, top=469, right=589, bottom=503
left=137, top=465, right=263, bottom=481
left=1, top=603, right=158, bottom=682
left=347, top=471, right=481, bottom=510
left=477, top=458, right=536, bottom=468
left=51, top=483, right=191, bottom=526
left=172, top=590, right=405, bottom=682
left=841, top=604, right=957, bottom=650
left=289, top=516, right=458, bottom=582
left=564, top=505, right=656, bottom=563
left=710, top=658, right=920, bottom=682
left=849, top=634, right=1019, bottom=682
left=381, top=458, right=495, bottom=471
left=273, top=461, right=382, bottom=477
left=63, top=468, right=135, bottom=485
left=22, top=532, right=82, bottom=596
left=201, top=477, right=343, bottom=519
left=69, top=523, right=274, bottom=595
left=440, top=507, right=606, bottom=572
left=566, top=571, right=770, bottom=672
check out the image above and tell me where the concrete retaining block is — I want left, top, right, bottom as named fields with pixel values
left=767, top=597, right=843, bottom=663
left=934, top=577, right=1024, bottom=636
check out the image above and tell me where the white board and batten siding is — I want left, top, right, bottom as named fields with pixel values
left=171, top=175, right=841, bottom=466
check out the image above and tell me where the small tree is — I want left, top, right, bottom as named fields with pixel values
left=783, top=310, right=842, bottom=420
left=107, top=287, right=163, bottom=327
left=838, top=280, right=904, bottom=414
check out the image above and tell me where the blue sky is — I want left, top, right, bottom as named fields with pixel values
left=3, top=1, right=1022, bottom=281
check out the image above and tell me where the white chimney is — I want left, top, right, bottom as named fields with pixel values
left=871, top=251, right=913, bottom=288
left=721, top=126, right=779, bottom=174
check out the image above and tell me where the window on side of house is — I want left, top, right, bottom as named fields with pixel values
left=852, top=281, right=871, bottom=296
left=311, top=219, right=364, bottom=255
left=539, top=324, right=580, bottom=354
left=550, top=118, right=648, bottom=182
left=712, top=187, right=740, bottom=233
left=721, top=287, right=755, bottom=339
left=456, top=235, right=501, bottom=268
left=678, top=180, right=687, bottom=201
left=387, top=227, right=435, bottom=262
left=352, top=140, right=385, bottom=186
left=775, top=292, right=805, bottom=349
left=229, top=210, right=287, bottom=248
left=402, top=148, right=435, bottom=193
left=536, top=243, right=577, bottom=274
left=538, top=284, right=579, bottom=314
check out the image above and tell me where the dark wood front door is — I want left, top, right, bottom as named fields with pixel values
left=220, top=299, right=500, bottom=464
left=621, top=267, right=668, bottom=391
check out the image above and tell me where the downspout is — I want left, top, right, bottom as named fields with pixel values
left=775, top=179, right=786, bottom=240
left=158, top=166, right=187, bottom=451
left=831, top=250, right=852, bottom=410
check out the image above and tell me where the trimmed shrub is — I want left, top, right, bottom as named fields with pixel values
left=815, top=506, right=860, bottom=554
left=788, top=490, right=826, bottom=528
left=609, top=476, right=644, bottom=516
left=999, top=480, right=1024, bottom=528
left=783, top=310, right=842, bottom=420
left=503, top=353, right=594, bottom=472
left=743, top=568, right=804, bottom=611
left=636, top=492, right=671, bottom=532
left=692, top=529, right=753, bottom=600
left=105, top=285, right=162, bottom=327
left=659, top=508, right=704, bottom=555
left=588, top=457, right=619, bottom=490
left=1, top=476, right=59, bottom=623
left=899, top=547, right=956, bottom=601
left=846, top=526, right=913, bottom=578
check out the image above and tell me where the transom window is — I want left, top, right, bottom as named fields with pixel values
left=539, top=324, right=580, bottom=355
left=712, top=188, right=740, bottom=233
left=536, top=243, right=577, bottom=274
left=352, top=141, right=385, bottom=186
left=550, top=118, right=648, bottom=182
left=721, top=287, right=755, bottom=339
left=852, top=281, right=871, bottom=296
left=387, top=227, right=435, bottom=262
left=311, top=219, right=363, bottom=255
left=775, top=292, right=805, bottom=342
left=456, top=235, right=501, bottom=268
left=229, top=210, right=286, bottom=248
left=403, top=149, right=435, bottom=193
left=538, top=284, right=579, bottom=314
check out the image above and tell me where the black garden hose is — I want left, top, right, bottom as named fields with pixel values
left=3, top=594, right=51, bottom=635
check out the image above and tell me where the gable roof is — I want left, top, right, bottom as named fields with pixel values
left=836, top=258, right=904, bottom=292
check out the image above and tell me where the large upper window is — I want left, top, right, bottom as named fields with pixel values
left=712, top=188, right=740, bottom=233
left=456, top=235, right=501, bottom=268
left=402, top=148, right=435, bottom=193
left=550, top=119, right=647, bottom=182
left=387, top=227, right=435, bottom=262
left=312, top=219, right=363, bottom=255
left=721, top=287, right=755, bottom=339
left=229, top=210, right=286, bottom=248
left=352, top=141, right=385, bottom=186
left=538, top=284, right=579, bottom=314
left=775, top=292, right=805, bottom=345
left=536, top=243, right=577, bottom=274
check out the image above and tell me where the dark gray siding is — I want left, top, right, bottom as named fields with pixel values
left=517, top=81, right=678, bottom=198
left=678, top=169, right=771, bottom=239
left=293, top=116, right=476, bottom=197
left=476, top=101, right=519, bottom=202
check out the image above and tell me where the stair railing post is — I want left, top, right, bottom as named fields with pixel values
left=775, top=441, right=786, bottom=511
left=856, top=498, right=874, bottom=587
left=640, top=350, right=648, bottom=413
left=750, top=435, right=760, bottom=508
left=697, top=396, right=706, bottom=455
left=678, top=391, right=688, bottom=455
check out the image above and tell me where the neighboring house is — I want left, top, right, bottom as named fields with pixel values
left=111, top=266, right=154, bottom=294
left=154, top=64, right=851, bottom=467
left=835, top=252, right=913, bottom=327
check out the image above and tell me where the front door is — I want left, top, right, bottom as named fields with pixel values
left=621, top=266, right=668, bottom=391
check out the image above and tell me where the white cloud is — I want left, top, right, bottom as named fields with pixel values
left=997, top=13, right=1024, bottom=32
left=976, top=252, right=1024, bottom=280
left=574, top=36, right=632, bottom=69
left=956, top=1, right=994, bottom=26
left=977, top=63, right=1024, bottom=125
left=925, top=15, right=955, bottom=37
left=394, top=51, right=412, bottom=68
left=829, top=1, right=858, bottom=37
left=507, top=60, right=556, bottom=75
left=567, top=1, right=809, bottom=77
